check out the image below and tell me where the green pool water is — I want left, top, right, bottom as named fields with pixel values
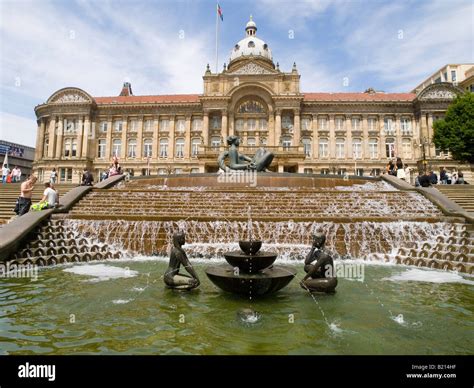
left=0, top=258, right=472, bottom=355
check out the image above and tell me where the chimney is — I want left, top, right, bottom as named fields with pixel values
left=119, top=82, right=133, bottom=96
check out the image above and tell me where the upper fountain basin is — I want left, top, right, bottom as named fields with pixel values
left=239, top=240, right=262, bottom=255
left=224, top=250, right=277, bottom=273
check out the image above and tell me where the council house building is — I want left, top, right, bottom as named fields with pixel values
left=32, top=17, right=468, bottom=183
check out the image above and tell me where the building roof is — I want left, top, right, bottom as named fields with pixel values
left=94, top=94, right=200, bottom=104
left=303, top=92, right=416, bottom=102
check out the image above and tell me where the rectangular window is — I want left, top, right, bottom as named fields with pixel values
left=444, top=71, right=448, bottom=82
left=335, top=117, right=344, bottom=130
left=129, top=120, right=138, bottom=132
left=321, top=168, right=330, bottom=175
left=247, top=119, right=256, bottom=131
left=192, top=119, right=202, bottom=131
left=143, top=142, right=152, bottom=157
left=235, top=119, right=244, bottom=131
left=301, top=118, right=311, bottom=131
left=302, top=139, right=311, bottom=157
left=282, top=138, right=292, bottom=150
left=319, top=118, right=327, bottom=130
left=351, top=117, right=360, bottom=131
left=384, top=118, right=394, bottom=134
left=114, top=120, right=123, bottom=132
left=368, top=118, right=376, bottom=131
left=355, top=168, right=364, bottom=177
left=451, top=70, right=457, bottom=82
left=400, top=118, right=411, bottom=134
left=352, top=139, right=362, bottom=159
left=144, top=120, right=153, bottom=131
left=303, top=168, right=313, bottom=174
left=128, top=141, right=137, bottom=158
left=259, top=119, right=267, bottom=131
left=176, top=119, right=186, bottom=133
left=98, top=139, right=106, bottom=158
left=60, top=168, right=72, bottom=183
left=369, top=139, right=378, bottom=159
left=385, top=140, right=395, bottom=158
left=159, top=119, right=169, bottom=132
left=160, top=141, right=168, bottom=158
left=100, top=122, right=108, bottom=132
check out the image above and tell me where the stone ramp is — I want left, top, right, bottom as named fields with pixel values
left=436, top=185, right=474, bottom=214
left=0, top=183, right=76, bottom=225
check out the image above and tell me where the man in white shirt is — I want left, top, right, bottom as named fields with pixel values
left=2, top=164, right=10, bottom=184
left=12, top=166, right=21, bottom=182
left=41, top=182, right=58, bottom=208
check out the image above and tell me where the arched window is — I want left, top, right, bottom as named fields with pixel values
left=369, top=138, right=378, bottom=159
left=192, top=138, right=201, bottom=157
left=64, top=139, right=71, bottom=157
left=159, top=138, right=168, bottom=158
left=143, top=139, right=152, bottom=158
left=248, top=41, right=255, bottom=48
left=352, top=138, right=362, bottom=159
left=237, top=100, right=266, bottom=114
left=319, top=138, right=328, bottom=158
left=302, top=138, right=311, bottom=157
left=385, top=138, right=395, bottom=158
left=175, top=138, right=185, bottom=158
left=128, top=139, right=137, bottom=158
left=112, top=139, right=121, bottom=157
left=71, top=139, right=77, bottom=157
left=336, top=138, right=345, bottom=159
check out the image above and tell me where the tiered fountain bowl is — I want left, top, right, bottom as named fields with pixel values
left=205, top=241, right=296, bottom=297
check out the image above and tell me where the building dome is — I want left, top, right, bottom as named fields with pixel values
left=229, top=16, right=273, bottom=64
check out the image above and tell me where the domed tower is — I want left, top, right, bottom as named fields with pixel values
left=227, top=15, right=274, bottom=72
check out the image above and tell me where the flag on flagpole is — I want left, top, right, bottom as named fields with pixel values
left=217, top=3, right=223, bottom=21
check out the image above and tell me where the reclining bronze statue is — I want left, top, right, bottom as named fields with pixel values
left=218, top=135, right=274, bottom=172
left=164, top=232, right=200, bottom=290
left=301, top=233, right=338, bottom=293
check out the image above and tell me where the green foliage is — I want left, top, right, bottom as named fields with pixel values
left=433, top=92, right=474, bottom=163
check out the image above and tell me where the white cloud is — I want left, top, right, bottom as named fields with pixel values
left=0, top=112, right=37, bottom=147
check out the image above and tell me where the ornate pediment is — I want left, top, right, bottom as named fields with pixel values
left=229, top=62, right=275, bottom=75
left=47, top=87, right=94, bottom=104
left=417, top=83, right=462, bottom=101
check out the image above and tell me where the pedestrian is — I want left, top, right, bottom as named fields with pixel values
left=419, top=171, right=431, bottom=188
left=404, top=164, right=412, bottom=184
left=440, top=167, right=447, bottom=184
left=50, top=168, right=57, bottom=184
left=2, top=164, right=10, bottom=184
left=451, top=169, right=458, bottom=184
left=386, top=160, right=395, bottom=176
left=395, top=157, right=405, bottom=180
left=16, top=175, right=37, bottom=216
left=457, top=172, right=465, bottom=184
left=41, top=182, right=58, bottom=208
left=429, top=170, right=438, bottom=185
left=81, top=168, right=93, bottom=186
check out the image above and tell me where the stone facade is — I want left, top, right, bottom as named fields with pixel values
left=33, top=18, right=466, bottom=184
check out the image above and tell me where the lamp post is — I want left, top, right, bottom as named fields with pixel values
left=416, top=136, right=434, bottom=173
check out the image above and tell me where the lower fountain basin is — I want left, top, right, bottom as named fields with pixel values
left=205, top=264, right=296, bottom=296
left=224, top=251, right=277, bottom=273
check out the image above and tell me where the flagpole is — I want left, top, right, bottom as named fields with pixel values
left=215, top=2, right=219, bottom=73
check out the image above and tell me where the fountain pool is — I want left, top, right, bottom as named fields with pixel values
left=0, top=257, right=472, bottom=355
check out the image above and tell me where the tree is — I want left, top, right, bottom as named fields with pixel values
left=433, top=92, right=474, bottom=163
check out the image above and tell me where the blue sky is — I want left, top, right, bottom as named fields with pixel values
left=1, top=0, right=473, bottom=146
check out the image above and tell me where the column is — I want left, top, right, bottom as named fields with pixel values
left=378, top=114, right=385, bottom=160
left=54, top=117, right=62, bottom=158
left=274, top=109, right=281, bottom=146
left=82, top=116, right=91, bottom=159
left=35, top=119, right=46, bottom=160
left=169, top=115, right=175, bottom=159
left=345, top=115, right=352, bottom=161
left=228, top=112, right=234, bottom=137
left=312, top=114, right=318, bottom=159
left=293, top=108, right=300, bottom=146
left=136, top=116, right=144, bottom=159
left=76, top=116, right=83, bottom=158
left=48, top=116, right=57, bottom=159
left=394, top=113, right=401, bottom=158
left=412, top=115, right=419, bottom=159
left=328, top=114, right=335, bottom=159
left=105, top=116, right=113, bottom=160
left=202, top=112, right=209, bottom=147
left=120, top=117, right=127, bottom=159
left=427, top=113, right=434, bottom=157
left=184, top=114, right=191, bottom=159
left=267, top=110, right=274, bottom=146
left=152, top=117, right=159, bottom=160
left=362, top=114, right=369, bottom=160
left=221, top=110, right=228, bottom=141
